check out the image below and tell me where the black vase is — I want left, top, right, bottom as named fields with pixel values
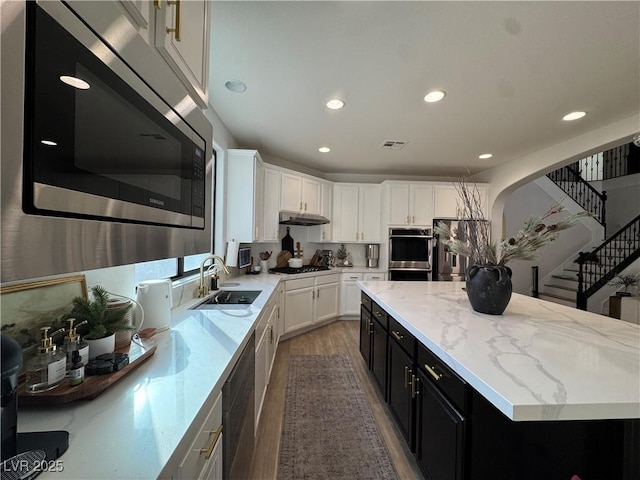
left=465, top=265, right=513, bottom=315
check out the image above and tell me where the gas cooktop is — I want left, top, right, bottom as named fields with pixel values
left=269, top=265, right=330, bottom=274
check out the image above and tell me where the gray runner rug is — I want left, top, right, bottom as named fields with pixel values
left=278, top=354, right=399, bottom=480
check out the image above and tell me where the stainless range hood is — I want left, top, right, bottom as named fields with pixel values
left=279, top=210, right=330, bottom=226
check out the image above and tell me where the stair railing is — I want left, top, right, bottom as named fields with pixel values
left=576, top=214, right=640, bottom=310
left=546, top=165, right=607, bottom=229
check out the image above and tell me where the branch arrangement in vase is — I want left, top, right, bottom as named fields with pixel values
left=434, top=179, right=594, bottom=266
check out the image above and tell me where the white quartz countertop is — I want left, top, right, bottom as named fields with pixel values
left=17, top=274, right=282, bottom=480
left=359, top=281, right=640, bottom=422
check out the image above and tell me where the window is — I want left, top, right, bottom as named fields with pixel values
left=133, top=149, right=217, bottom=284
left=134, top=258, right=178, bottom=284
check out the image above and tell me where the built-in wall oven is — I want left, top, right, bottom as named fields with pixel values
left=388, top=228, right=432, bottom=281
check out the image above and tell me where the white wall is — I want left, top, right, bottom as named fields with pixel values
left=602, top=173, right=640, bottom=234
left=475, top=114, right=640, bottom=242
left=503, top=182, right=593, bottom=295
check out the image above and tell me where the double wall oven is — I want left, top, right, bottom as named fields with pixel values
left=388, top=228, right=432, bottom=281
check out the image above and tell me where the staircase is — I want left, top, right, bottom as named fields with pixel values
left=539, top=143, right=640, bottom=310
left=576, top=215, right=640, bottom=310
left=539, top=267, right=581, bottom=307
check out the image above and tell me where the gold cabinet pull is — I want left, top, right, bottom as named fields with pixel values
left=166, top=0, right=182, bottom=41
left=425, top=364, right=443, bottom=382
left=199, top=425, right=222, bottom=459
left=404, top=366, right=411, bottom=389
left=406, top=215, right=410, bottom=224
left=374, top=311, right=383, bottom=318
left=411, top=375, right=418, bottom=399
left=154, top=0, right=161, bottom=8
left=391, top=330, right=404, bottom=341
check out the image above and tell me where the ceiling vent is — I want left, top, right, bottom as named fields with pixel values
left=379, top=140, right=408, bottom=150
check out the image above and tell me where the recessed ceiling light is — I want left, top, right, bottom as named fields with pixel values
left=478, top=153, right=493, bottom=159
left=59, top=76, right=90, bottom=90
left=225, top=79, right=247, bottom=93
left=562, top=111, right=586, bottom=121
left=423, top=90, right=446, bottom=103
left=40, top=140, right=57, bottom=146
left=326, top=99, right=344, bottom=110
left=318, top=147, right=331, bottom=153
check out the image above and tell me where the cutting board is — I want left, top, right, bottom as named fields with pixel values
left=276, top=250, right=292, bottom=267
left=282, top=227, right=294, bottom=255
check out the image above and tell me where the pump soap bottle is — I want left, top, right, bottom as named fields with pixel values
left=64, top=318, right=88, bottom=369
left=25, top=326, right=66, bottom=393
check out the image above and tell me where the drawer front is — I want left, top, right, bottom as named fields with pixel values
left=371, top=302, right=388, bottom=331
left=363, top=272, right=386, bottom=281
left=316, top=273, right=340, bottom=285
left=361, top=292, right=372, bottom=312
left=388, top=316, right=416, bottom=358
left=179, top=391, right=223, bottom=479
left=254, top=298, right=273, bottom=345
left=417, top=343, right=467, bottom=413
left=286, top=277, right=315, bottom=290
left=342, top=272, right=364, bottom=282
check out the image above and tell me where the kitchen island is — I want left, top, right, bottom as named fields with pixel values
left=359, top=280, right=640, bottom=479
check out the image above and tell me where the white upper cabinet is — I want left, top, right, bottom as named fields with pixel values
left=433, top=183, right=489, bottom=219
left=388, top=183, right=434, bottom=226
left=333, top=184, right=381, bottom=242
left=281, top=173, right=321, bottom=214
left=154, top=0, right=211, bottom=108
left=226, top=149, right=266, bottom=242
left=62, top=1, right=210, bottom=109
left=262, top=168, right=281, bottom=242
left=309, top=182, right=333, bottom=242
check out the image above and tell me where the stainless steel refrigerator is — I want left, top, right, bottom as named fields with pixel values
left=432, top=219, right=489, bottom=281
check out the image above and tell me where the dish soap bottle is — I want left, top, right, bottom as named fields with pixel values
left=68, top=350, right=85, bottom=386
left=64, top=318, right=88, bottom=370
left=25, top=326, right=66, bottom=393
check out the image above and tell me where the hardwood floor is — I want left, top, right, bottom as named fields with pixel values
left=248, top=320, right=422, bottom=480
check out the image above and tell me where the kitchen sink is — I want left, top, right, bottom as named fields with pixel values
left=194, top=290, right=262, bottom=309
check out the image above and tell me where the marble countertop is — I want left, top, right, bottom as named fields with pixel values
left=359, top=281, right=640, bottom=422
left=17, top=274, right=282, bottom=480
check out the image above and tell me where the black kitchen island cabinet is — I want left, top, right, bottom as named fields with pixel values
left=358, top=290, right=640, bottom=480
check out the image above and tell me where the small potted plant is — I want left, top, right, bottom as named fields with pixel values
left=67, top=285, right=134, bottom=359
left=609, top=273, right=639, bottom=297
left=336, top=243, right=348, bottom=266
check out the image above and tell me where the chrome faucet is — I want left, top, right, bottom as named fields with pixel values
left=198, top=255, right=231, bottom=297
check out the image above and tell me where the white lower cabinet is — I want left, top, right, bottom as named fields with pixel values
left=315, top=275, right=340, bottom=322
left=178, top=391, right=223, bottom=480
left=255, top=297, right=279, bottom=430
left=284, top=274, right=339, bottom=334
left=340, top=273, right=363, bottom=316
left=340, top=272, right=387, bottom=316
left=284, top=277, right=315, bottom=333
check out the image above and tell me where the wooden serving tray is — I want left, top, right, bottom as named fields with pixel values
left=18, top=336, right=157, bottom=406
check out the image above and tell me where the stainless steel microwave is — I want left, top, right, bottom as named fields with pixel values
left=1, top=1, right=213, bottom=283
left=25, top=2, right=206, bottom=229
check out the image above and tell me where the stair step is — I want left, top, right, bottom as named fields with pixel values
left=544, top=283, right=578, bottom=292
left=552, top=274, right=577, bottom=281
left=543, top=284, right=578, bottom=299
left=538, top=293, right=576, bottom=308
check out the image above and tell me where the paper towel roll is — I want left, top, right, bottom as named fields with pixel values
left=226, top=241, right=239, bottom=267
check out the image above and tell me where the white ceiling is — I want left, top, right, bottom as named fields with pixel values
left=208, top=1, right=640, bottom=178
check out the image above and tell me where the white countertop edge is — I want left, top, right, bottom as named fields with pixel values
left=358, top=282, right=640, bottom=422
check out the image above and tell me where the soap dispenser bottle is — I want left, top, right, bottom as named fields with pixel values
left=64, top=318, right=88, bottom=369
left=25, top=326, right=67, bottom=393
